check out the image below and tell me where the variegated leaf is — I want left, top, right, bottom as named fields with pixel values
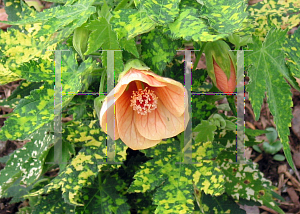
left=128, top=138, right=225, bottom=214
left=0, top=124, right=53, bottom=198
left=112, top=8, right=156, bottom=40
left=140, top=0, right=180, bottom=24
left=166, top=8, right=228, bottom=42
left=141, top=28, right=181, bottom=75
left=248, top=0, right=300, bottom=38
left=283, top=28, right=300, bottom=79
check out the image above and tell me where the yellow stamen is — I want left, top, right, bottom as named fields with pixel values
left=130, top=87, right=158, bottom=115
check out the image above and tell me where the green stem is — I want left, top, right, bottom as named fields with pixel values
left=193, top=42, right=207, bottom=72
left=99, top=69, right=106, bottom=94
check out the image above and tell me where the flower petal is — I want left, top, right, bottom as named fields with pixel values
left=140, top=69, right=184, bottom=89
left=116, top=83, right=161, bottom=150
left=135, top=100, right=186, bottom=140
left=120, top=69, right=166, bottom=87
left=99, top=98, right=120, bottom=140
left=99, top=82, right=128, bottom=138
left=154, top=83, right=187, bottom=117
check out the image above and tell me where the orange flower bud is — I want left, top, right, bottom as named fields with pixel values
left=204, top=40, right=237, bottom=94
left=213, top=59, right=236, bottom=93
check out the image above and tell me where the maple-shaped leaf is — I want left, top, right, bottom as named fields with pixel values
left=283, top=27, right=300, bottom=79
left=75, top=173, right=131, bottom=214
left=245, top=28, right=294, bottom=171
left=85, top=17, right=119, bottom=55
left=193, top=120, right=217, bottom=142
left=128, top=138, right=225, bottom=213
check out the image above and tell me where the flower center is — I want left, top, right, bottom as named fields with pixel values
left=130, top=87, right=158, bottom=115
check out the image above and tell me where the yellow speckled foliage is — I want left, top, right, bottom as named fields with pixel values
left=248, top=0, right=300, bottom=39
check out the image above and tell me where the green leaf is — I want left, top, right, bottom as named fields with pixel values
left=225, top=120, right=236, bottom=131
left=265, top=127, right=277, bottom=143
left=85, top=17, right=119, bottom=55
left=217, top=161, right=284, bottom=214
left=6, top=81, right=43, bottom=101
left=273, top=154, right=285, bottom=161
left=283, top=28, right=300, bottom=79
left=0, top=82, right=54, bottom=141
left=245, top=128, right=269, bottom=137
left=248, top=0, right=300, bottom=38
left=200, top=0, right=248, bottom=34
left=1, top=177, right=34, bottom=204
left=75, top=173, right=131, bottom=214
left=3, top=1, right=95, bottom=27
left=245, top=28, right=294, bottom=171
left=228, top=33, right=253, bottom=49
left=198, top=193, right=246, bottom=214
left=166, top=8, right=227, bottom=42
left=194, top=120, right=217, bottom=142
left=111, top=8, right=156, bottom=40
left=128, top=139, right=225, bottom=213
left=73, top=26, right=90, bottom=60
left=26, top=120, right=127, bottom=206
left=140, top=0, right=180, bottom=24
left=119, top=38, right=139, bottom=58
left=191, top=95, right=217, bottom=128
left=0, top=0, right=96, bottom=69
left=0, top=49, right=94, bottom=141
left=4, top=0, right=25, bottom=21
left=94, top=95, right=107, bottom=120
left=68, top=94, right=96, bottom=121
left=252, top=145, right=262, bottom=153
left=11, top=58, right=55, bottom=82
left=263, top=141, right=282, bottom=155
left=141, top=28, right=181, bottom=75
left=32, top=189, right=76, bottom=214
left=0, top=124, right=53, bottom=198
left=100, top=0, right=113, bottom=21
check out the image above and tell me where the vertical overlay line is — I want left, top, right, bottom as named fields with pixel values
left=183, top=50, right=193, bottom=164
left=106, top=50, right=116, bottom=163
left=54, top=50, right=62, bottom=164
left=236, top=50, right=247, bottom=163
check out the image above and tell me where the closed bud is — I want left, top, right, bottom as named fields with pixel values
left=213, top=58, right=236, bottom=93
left=204, top=40, right=237, bottom=93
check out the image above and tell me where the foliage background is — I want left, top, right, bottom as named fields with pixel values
left=0, top=0, right=299, bottom=213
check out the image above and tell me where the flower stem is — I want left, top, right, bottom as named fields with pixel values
left=99, top=69, right=106, bottom=94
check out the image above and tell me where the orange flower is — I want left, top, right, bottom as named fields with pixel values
left=99, top=68, right=189, bottom=150
left=213, top=59, right=236, bottom=93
